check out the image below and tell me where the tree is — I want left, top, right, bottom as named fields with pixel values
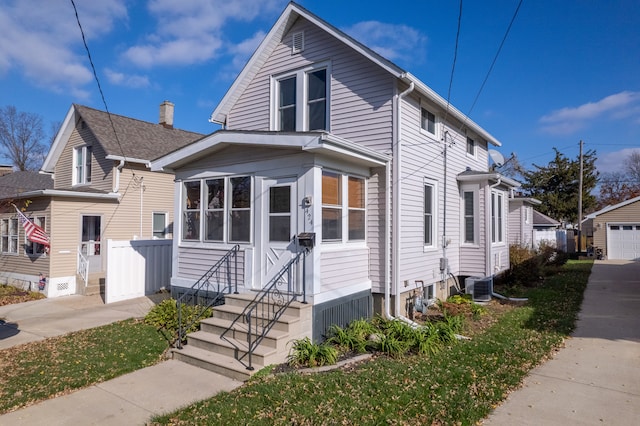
left=0, top=105, right=49, bottom=171
left=598, top=150, right=640, bottom=208
left=520, top=148, right=598, bottom=224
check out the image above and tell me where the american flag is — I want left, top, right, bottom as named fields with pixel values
left=14, top=206, right=50, bottom=247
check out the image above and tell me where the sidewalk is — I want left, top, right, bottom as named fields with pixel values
left=484, top=260, right=640, bottom=425
left=0, top=294, right=243, bottom=425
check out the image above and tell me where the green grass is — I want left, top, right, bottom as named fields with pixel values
left=151, top=260, right=592, bottom=425
left=0, top=318, right=167, bottom=414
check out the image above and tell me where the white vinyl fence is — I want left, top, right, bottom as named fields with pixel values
left=533, top=229, right=567, bottom=252
left=105, top=239, right=172, bottom=304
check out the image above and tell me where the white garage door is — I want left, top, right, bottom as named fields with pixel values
left=608, top=224, right=640, bottom=260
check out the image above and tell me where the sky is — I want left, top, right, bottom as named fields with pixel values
left=1, top=0, right=639, bottom=176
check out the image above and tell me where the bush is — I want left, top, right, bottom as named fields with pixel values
left=287, top=337, right=338, bottom=367
left=144, top=298, right=212, bottom=344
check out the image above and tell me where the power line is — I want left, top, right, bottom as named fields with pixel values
left=442, top=0, right=463, bottom=128
left=69, top=0, right=127, bottom=161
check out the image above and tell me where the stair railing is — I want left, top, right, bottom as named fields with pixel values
left=220, top=248, right=309, bottom=370
left=175, top=244, right=240, bottom=348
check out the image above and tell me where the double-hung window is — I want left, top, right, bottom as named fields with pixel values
left=1, top=218, right=18, bottom=254
left=25, top=216, right=47, bottom=255
left=491, top=191, right=504, bottom=243
left=273, top=64, right=329, bottom=132
left=463, top=191, right=475, bottom=243
left=420, top=107, right=437, bottom=137
left=466, top=137, right=476, bottom=157
left=424, top=180, right=437, bottom=247
left=322, top=171, right=366, bottom=242
left=74, top=145, right=92, bottom=185
left=183, top=176, right=252, bottom=243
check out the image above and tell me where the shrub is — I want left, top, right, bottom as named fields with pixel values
left=144, top=298, right=212, bottom=344
left=287, top=337, right=338, bottom=367
left=327, top=318, right=376, bottom=353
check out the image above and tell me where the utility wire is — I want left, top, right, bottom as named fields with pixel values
left=70, top=0, right=127, bottom=161
left=442, top=0, right=463, bottom=129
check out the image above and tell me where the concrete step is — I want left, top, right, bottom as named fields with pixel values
left=199, top=317, right=293, bottom=352
left=171, top=346, right=261, bottom=382
left=222, top=293, right=310, bottom=318
left=207, top=304, right=302, bottom=334
left=186, top=330, right=288, bottom=366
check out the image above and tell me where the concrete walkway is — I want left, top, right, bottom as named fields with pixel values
left=0, top=294, right=243, bottom=425
left=484, top=260, right=640, bottom=425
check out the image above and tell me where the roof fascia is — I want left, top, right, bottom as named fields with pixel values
left=41, top=105, right=76, bottom=173
left=105, top=155, right=151, bottom=167
left=587, top=194, right=640, bottom=218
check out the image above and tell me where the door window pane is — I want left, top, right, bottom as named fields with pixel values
left=269, top=186, right=291, bottom=242
left=230, top=177, right=251, bottom=242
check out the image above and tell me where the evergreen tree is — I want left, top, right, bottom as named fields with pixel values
left=520, top=148, right=598, bottom=224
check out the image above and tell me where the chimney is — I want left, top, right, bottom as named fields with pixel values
left=159, top=100, right=174, bottom=129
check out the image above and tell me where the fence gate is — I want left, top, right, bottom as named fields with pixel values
left=105, top=239, right=172, bottom=304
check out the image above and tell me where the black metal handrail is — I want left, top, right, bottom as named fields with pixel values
left=220, top=249, right=308, bottom=370
left=175, top=244, right=240, bottom=348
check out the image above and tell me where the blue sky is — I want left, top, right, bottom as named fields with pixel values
left=1, top=0, right=638, bottom=174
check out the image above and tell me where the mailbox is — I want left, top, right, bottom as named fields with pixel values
left=297, top=232, right=316, bottom=248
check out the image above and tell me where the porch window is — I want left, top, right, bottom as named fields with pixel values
left=183, top=181, right=201, bottom=240
left=491, top=191, right=504, bottom=243
left=463, top=191, right=475, bottom=243
left=229, top=176, right=251, bottom=242
left=348, top=177, right=365, bottom=240
left=25, top=216, right=47, bottom=255
left=322, top=171, right=342, bottom=241
left=1, top=218, right=18, bottom=254
left=273, top=63, right=329, bottom=132
left=74, top=145, right=92, bottom=185
left=205, top=178, right=225, bottom=241
left=152, top=213, right=168, bottom=239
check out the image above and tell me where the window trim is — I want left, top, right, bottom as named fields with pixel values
left=271, top=62, right=331, bottom=132
left=419, top=104, right=439, bottom=140
left=461, top=185, right=479, bottom=246
left=491, top=190, right=505, bottom=245
left=152, top=212, right=168, bottom=239
left=1, top=217, right=19, bottom=255
left=73, top=145, right=92, bottom=185
left=423, top=178, right=438, bottom=250
left=466, top=137, right=476, bottom=158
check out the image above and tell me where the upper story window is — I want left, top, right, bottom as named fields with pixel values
left=466, top=137, right=476, bottom=157
left=424, top=179, right=437, bottom=247
left=420, top=107, right=437, bottom=137
left=491, top=191, right=504, bottom=244
left=1, top=218, right=18, bottom=254
left=74, top=145, right=92, bottom=185
left=322, top=171, right=366, bottom=242
left=182, top=176, right=252, bottom=243
left=273, top=64, right=329, bottom=132
left=25, top=216, right=47, bottom=256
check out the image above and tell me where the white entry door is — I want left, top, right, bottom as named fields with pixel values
left=258, top=177, right=298, bottom=291
left=81, top=215, right=102, bottom=273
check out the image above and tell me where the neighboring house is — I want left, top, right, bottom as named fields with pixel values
left=583, top=195, right=640, bottom=260
left=532, top=210, right=563, bottom=250
left=152, top=1, right=519, bottom=342
left=508, top=197, right=541, bottom=248
left=0, top=102, right=203, bottom=297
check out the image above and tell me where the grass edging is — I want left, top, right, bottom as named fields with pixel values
left=151, top=260, right=592, bottom=425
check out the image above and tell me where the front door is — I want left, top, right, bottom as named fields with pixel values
left=258, top=177, right=298, bottom=291
left=81, top=215, right=102, bottom=273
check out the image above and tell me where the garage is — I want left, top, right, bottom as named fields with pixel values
left=608, top=224, right=640, bottom=260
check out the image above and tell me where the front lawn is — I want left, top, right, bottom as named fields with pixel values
left=151, top=260, right=592, bottom=425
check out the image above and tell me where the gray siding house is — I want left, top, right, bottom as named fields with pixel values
left=152, top=2, right=517, bottom=354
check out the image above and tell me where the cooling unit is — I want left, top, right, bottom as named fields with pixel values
left=464, top=276, right=493, bottom=303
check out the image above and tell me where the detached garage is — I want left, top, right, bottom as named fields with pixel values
left=585, top=195, right=640, bottom=260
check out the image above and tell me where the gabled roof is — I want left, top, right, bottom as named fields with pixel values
left=533, top=210, right=560, bottom=227
left=509, top=196, right=541, bottom=206
left=42, top=104, right=204, bottom=173
left=0, top=171, right=53, bottom=199
left=151, top=130, right=390, bottom=172
left=586, top=195, right=640, bottom=219
left=210, top=1, right=502, bottom=147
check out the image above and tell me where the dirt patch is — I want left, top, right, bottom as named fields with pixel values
left=0, top=285, right=45, bottom=307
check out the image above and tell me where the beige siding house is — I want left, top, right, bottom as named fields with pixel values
left=0, top=102, right=202, bottom=297
left=152, top=2, right=520, bottom=345
left=584, top=195, right=640, bottom=260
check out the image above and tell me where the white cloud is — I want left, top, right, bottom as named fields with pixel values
left=123, top=0, right=284, bottom=68
left=597, top=148, right=640, bottom=175
left=540, top=91, right=640, bottom=135
left=0, top=0, right=127, bottom=97
left=342, top=21, right=428, bottom=65
left=104, top=69, right=150, bottom=88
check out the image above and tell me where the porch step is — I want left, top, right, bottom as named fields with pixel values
left=172, top=292, right=312, bottom=381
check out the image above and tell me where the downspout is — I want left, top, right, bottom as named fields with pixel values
left=113, top=159, right=125, bottom=193
left=387, top=81, right=414, bottom=322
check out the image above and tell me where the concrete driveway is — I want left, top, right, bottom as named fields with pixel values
left=484, top=260, right=640, bottom=425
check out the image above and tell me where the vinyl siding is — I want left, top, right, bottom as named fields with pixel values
left=54, top=124, right=114, bottom=192
left=226, top=17, right=394, bottom=152
left=176, top=246, right=245, bottom=282
left=593, top=199, right=640, bottom=258
left=320, top=247, right=369, bottom=292
left=368, top=167, right=386, bottom=293
left=0, top=198, right=51, bottom=280
left=509, top=201, right=534, bottom=247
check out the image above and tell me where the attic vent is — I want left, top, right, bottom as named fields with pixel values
left=292, top=31, right=304, bottom=54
